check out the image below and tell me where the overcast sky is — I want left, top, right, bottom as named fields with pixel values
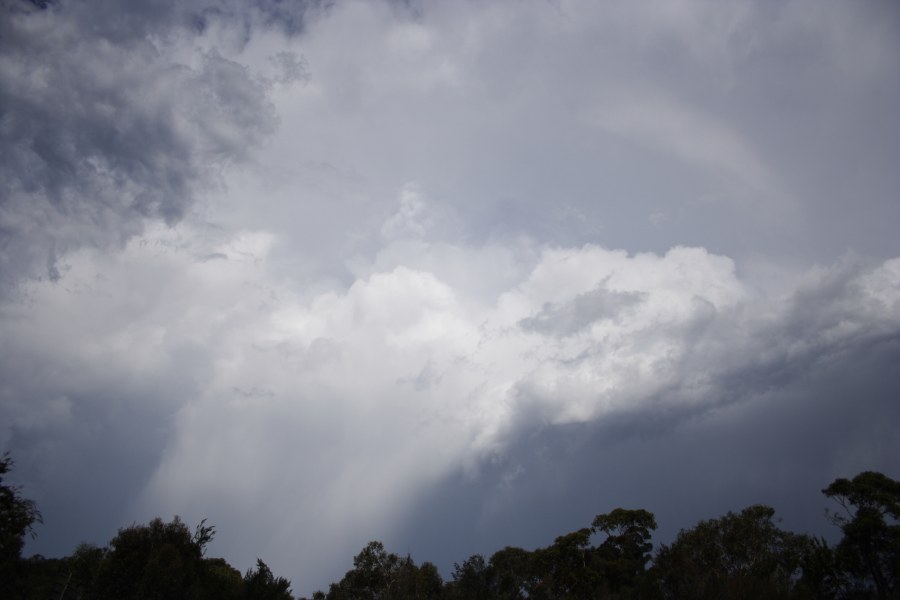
left=2, top=0, right=899, bottom=595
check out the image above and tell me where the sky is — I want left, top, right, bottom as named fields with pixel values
left=1, top=0, right=899, bottom=595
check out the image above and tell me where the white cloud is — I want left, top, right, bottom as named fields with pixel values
left=5, top=201, right=898, bottom=587
left=3, top=0, right=900, bottom=595
left=380, top=183, right=433, bottom=240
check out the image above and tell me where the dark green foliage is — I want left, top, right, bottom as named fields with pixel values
left=319, top=540, right=443, bottom=600
left=446, top=554, right=489, bottom=600
left=197, top=557, right=244, bottom=600
left=653, top=504, right=812, bottom=600
left=393, top=558, right=444, bottom=599
left=3, top=545, right=104, bottom=600
left=446, top=509, right=657, bottom=600
left=529, top=528, right=597, bottom=599
left=194, top=519, right=217, bottom=555
left=244, top=558, right=294, bottom=600
left=91, top=516, right=206, bottom=600
left=593, top=508, right=658, bottom=597
left=823, top=471, right=900, bottom=599
left=17, top=555, right=68, bottom=600
left=0, top=453, right=42, bottom=599
left=86, top=515, right=293, bottom=600
left=486, top=547, right=531, bottom=600
left=325, top=540, right=398, bottom=599
left=62, top=542, right=107, bottom=599
left=5, top=452, right=899, bottom=600
left=794, top=535, right=842, bottom=599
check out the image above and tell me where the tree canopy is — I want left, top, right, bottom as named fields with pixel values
left=823, top=471, right=900, bottom=599
left=1, top=453, right=42, bottom=598
left=3, top=451, right=898, bottom=600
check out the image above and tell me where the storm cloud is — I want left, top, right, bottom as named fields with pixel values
left=0, top=0, right=297, bottom=286
left=1, top=0, right=899, bottom=596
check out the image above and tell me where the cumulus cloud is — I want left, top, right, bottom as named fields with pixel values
left=4, top=187, right=897, bottom=588
left=2, top=0, right=899, bottom=596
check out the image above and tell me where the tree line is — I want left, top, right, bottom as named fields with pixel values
left=2, top=453, right=898, bottom=599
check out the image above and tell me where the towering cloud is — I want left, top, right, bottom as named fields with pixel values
left=1, top=0, right=898, bottom=595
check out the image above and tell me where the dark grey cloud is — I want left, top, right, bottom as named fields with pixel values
left=15, top=0, right=327, bottom=40
left=0, top=0, right=280, bottom=288
left=519, top=286, right=645, bottom=337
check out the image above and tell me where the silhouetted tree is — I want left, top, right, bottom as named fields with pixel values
left=593, top=508, right=658, bottom=597
left=530, top=528, right=596, bottom=599
left=487, top=547, right=531, bottom=600
left=653, top=504, right=810, bottom=600
left=91, top=516, right=211, bottom=600
left=383, top=555, right=443, bottom=600
left=824, top=471, right=900, bottom=599
left=321, top=541, right=440, bottom=600
left=195, top=556, right=243, bottom=600
left=446, top=554, right=489, bottom=600
left=0, top=453, right=42, bottom=599
left=9, top=462, right=900, bottom=600
left=243, top=558, right=293, bottom=600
